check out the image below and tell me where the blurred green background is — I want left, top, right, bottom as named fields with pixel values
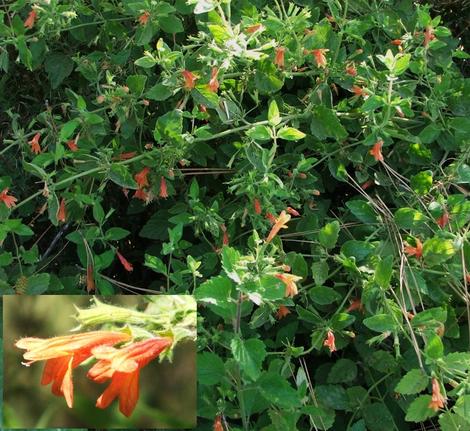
left=2, top=295, right=196, bottom=429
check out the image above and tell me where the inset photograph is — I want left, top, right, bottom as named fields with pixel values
left=3, top=295, right=196, bottom=429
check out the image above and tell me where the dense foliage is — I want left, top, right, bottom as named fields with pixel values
left=0, top=0, right=469, bottom=430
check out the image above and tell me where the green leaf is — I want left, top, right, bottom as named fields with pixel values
left=310, top=286, right=341, bottom=305
left=374, top=255, right=393, bottom=289
left=315, top=385, right=349, bottom=410
left=327, top=359, right=358, bottom=383
left=310, top=105, right=347, bottom=140
left=412, top=307, right=447, bottom=327
left=154, top=110, right=183, bottom=144
left=139, top=210, right=170, bottom=240
left=44, top=53, right=74, bottom=89
left=363, top=314, right=396, bottom=332
left=144, top=254, right=167, bottom=275
left=425, top=334, right=444, bottom=359
left=17, top=36, right=32, bottom=70
left=158, top=15, right=184, bottom=33
left=439, top=411, right=470, bottom=431
left=330, top=313, right=355, bottom=330
left=105, top=227, right=130, bottom=241
left=277, top=127, right=306, bottom=141
left=394, top=208, right=427, bottom=229
left=319, top=221, right=340, bottom=249
left=146, top=83, right=173, bottom=101
left=363, top=403, right=396, bottom=431
left=92, top=202, right=105, bottom=224
left=192, top=0, right=216, bottom=14
left=134, top=56, right=157, bottom=68
left=0, top=252, right=13, bottom=267
left=253, top=61, right=284, bottom=95
left=268, top=100, right=281, bottom=126
left=341, top=240, right=375, bottom=261
left=311, top=260, right=329, bottom=286
left=231, top=337, right=266, bottom=381
left=126, top=74, right=147, bottom=95
left=423, top=237, right=455, bottom=266
left=405, top=395, right=436, bottom=422
left=197, top=352, right=225, bottom=386
left=25, top=273, right=50, bottom=294
left=258, top=372, right=301, bottom=408
left=60, top=119, right=80, bottom=141
left=395, top=369, right=429, bottom=395
left=108, top=164, right=138, bottom=189
left=411, top=170, right=433, bottom=195
left=394, top=53, right=411, bottom=75
left=194, top=276, right=235, bottom=319
left=346, top=200, right=378, bottom=224
left=246, top=125, right=272, bottom=141
left=454, top=395, right=470, bottom=423
left=301, top=405, right=336, bottom=430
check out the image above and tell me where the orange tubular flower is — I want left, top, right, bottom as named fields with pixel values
left=253, top=198, right=262, bottom=215
left=159, top=176, right=168, bottom=198
left=57, top=198, right=67, bottom=223
left=86, top=264, right=95, bottom=292
left=15, top=331, right=130, bottom=408
left=208, top=67, right=219, bottom=93
left=361, top=180, right=374, bottom=190
left=265, top=212, right=276, bottom=224
left=220, top=224, right=229, bottom=246
left=66, top=139, right=78, bottom=152
left=0, top=188, right=18, bottom=208
left=345, top=63, right=357, bottom=77
left=213, top=415, right=224, bottom=431
left=404, top=238, right=423, bottom=259
left=115, top=151, right=137, bottom=160
left=133, top=188, right=147, bottom=200
left=346, top=298, right=364, bottom=313
left=312, top=49, right=329, bottom=68
left=134, top=167, right=150, bottom=188
left=182, top=70, right=197, bottom=90
left=274, top=47, right=285, bottom=69
left=436, top=212, right=449, bottom=228
left=428, top=378, right=446, bottom=411
left=245, top=23, right=264, bottom=34
left=116, top=250, right=133, bottom=272
left=138, top=11, right=150, bottom=26
left=286, top=207, right=300, bottom=217
left=266, top=210, right=291, bottom=243
left=351, top=85, right=366, bottom=97
left=370, top=140, right=384, bottom=162
left=24, top=10, right=37, bottom=29
left=275, top=305, right=291, bottom=320
left=29, top=133, right=42, bottom=154
left=275, top=273, right=302, bottom=297
left=391, top=39, right=402, bottom=46
left=323, top=330, right=336, bottom=352
left=423, top=26, right=435, bottom=47
left=88, top=337, right=172, bottom=417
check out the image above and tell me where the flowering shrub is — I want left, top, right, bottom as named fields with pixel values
left=0, top=0, right=469, bottom=430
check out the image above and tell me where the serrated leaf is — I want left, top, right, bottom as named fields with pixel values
left=363, top=314, right=396, bottom=332
left=25, top=273, right=50, bottom=294
left=319, top=221, right=340, bottom=249
left=231, top=337, right=266, bottom=381
left=197, top=352, right=225, bottom=386
left=277, top=127, right=306, bottom=141
left=395, top=369, right=429, bottom=395
left=405, top=395, right=436, bottom=422
left=268, top=100, right=280, bottom=126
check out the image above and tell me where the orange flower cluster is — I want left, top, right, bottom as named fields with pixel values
left=15, top=331, right=172, bottom=417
